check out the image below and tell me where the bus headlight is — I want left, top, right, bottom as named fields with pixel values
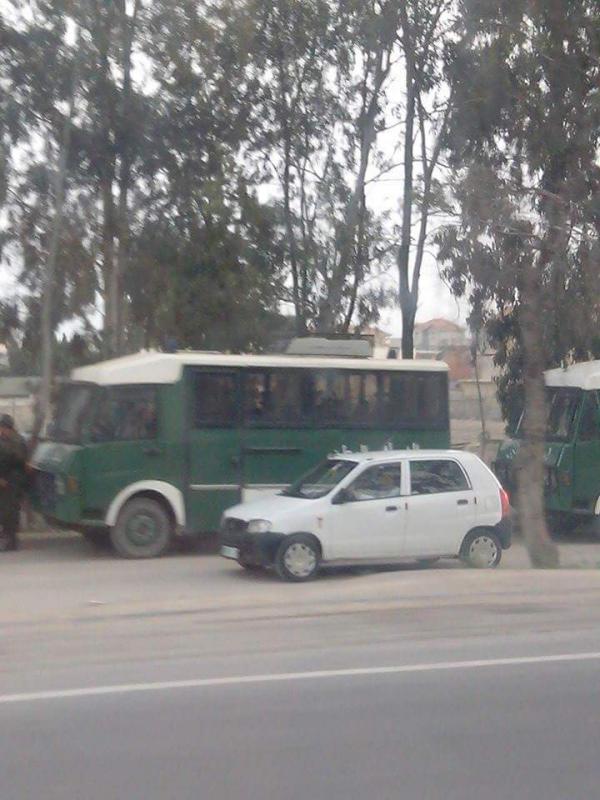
left=247, top=519, right=272, bottom=534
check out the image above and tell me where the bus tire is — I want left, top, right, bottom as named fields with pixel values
left=275, top=534, right=321, bottom=582
left=111, top=497, right=173, bottom=559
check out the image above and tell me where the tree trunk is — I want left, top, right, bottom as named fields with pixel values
left=101, top=174, right=117, bottom=357
left=400, top=294, right=416, bottom=359
left=33, top=27, right=80, bottom=448
left=397, top=10, right=416, bottom=360
left=517, top=261, right=559, bottom=568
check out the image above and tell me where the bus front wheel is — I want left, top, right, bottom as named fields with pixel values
left=111, top=497, right=173, bottom=559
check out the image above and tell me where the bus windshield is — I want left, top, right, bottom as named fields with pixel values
left=48, top=384, right=96, bottom=444
left=282, top=459, right=358, bottom=499
left=516, top=387, right=581, bottom=442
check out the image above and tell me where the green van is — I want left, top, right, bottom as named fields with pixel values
left=494, top=360, right=600, bottom=532
left=32, top=351, right=450, bottom=557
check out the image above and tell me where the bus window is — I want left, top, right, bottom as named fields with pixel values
left=345, top=373, right=378, bottom=426
left=50, top=384, right=95, bottom=443
left=546, top=388, right=580, bottom=441
left=578, top=393, right=600, bottom=441
left=419, top=374, right=445, bottom=421
left=92, top=386, right=158, bottom=442
left=379, top=372, right=446, bottom=427
left=244, top=370, right=313, bottom=427
left=191, top=372, right=238, bottom=428
left=313, top=371, right=346, bottom=425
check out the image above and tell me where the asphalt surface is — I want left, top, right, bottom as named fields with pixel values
left=3, top=535, right=600, bottom=799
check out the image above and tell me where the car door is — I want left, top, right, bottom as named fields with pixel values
left=324, top=461, right=407, bottom=561
left=404, top=458, right=477, bottom=557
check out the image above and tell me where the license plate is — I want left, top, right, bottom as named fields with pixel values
left=221, top=545, right=240, bottom=560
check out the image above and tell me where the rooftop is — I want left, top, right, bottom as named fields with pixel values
left=414, top=318, right=465, bottom=333
left=72, top=351, right=448, bottom=386
left=545, top=361, right=600, bottom=391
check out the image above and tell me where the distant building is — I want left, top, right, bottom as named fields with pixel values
left=413, top=318, right=466, bottom=351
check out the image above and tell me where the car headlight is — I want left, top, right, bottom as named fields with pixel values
left=247, top=519, right=272, bottom=534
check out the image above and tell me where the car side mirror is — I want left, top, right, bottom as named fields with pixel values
left=332, top=488, right=350, bottom=505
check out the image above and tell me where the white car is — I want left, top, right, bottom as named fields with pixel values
left=220, top=450, right=512, bottom=581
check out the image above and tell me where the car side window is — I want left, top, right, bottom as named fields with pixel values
left=410, top=459, right=469, bottom=495
left=345, top=463, right=403, bottom=502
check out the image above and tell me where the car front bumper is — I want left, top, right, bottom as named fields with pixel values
left=220, top=528, right=286, bottom=567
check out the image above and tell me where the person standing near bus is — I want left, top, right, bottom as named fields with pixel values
left=0, top=415, right=28, bottom=552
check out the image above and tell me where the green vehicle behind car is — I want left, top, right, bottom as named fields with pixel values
left=32, top=350, right=450, bottom=558
left=494, top=361, right=600, bottom=532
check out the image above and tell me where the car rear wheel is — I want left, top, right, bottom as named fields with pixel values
left=275, top=534, right=320, bottom=582
left=460, top=529, right=502, bottom=569
left=111, top=497, right=173, bottom=559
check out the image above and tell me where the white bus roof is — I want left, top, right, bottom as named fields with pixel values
left=71, top=351, right=448, bottom=386
left=545, top=361, right=600, bottom=391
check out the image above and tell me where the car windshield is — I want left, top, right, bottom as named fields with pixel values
left=515, top=387, right=581, bottom=443
left=282, top=458, right=357, bottom=499
left=47, top=383, right=96, bottom=444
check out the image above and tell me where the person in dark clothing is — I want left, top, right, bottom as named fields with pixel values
left=0, top=415, right=28, bottom=552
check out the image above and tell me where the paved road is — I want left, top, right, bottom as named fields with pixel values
left=3, top=644, right=600, bottom=799
left=3, top=536, right=600, bottom=799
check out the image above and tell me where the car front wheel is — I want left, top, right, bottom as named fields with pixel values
left=275, top=534, right=320, bottom=582
left=460, top=529, right=502, bottom=569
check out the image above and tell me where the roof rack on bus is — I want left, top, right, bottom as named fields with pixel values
left=285, top=336, right=372, bottom=358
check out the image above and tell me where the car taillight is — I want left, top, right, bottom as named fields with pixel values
left=500, top=487, right=510, bottom=518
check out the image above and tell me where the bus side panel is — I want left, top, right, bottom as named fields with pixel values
left=241, top=427, right=449, bottom=500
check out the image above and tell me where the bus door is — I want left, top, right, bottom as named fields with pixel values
left=240, top=369, right=318, bottom=501
left=573, top=391, right=600, bottom=512
left=185, top=369, right=242, bottom=532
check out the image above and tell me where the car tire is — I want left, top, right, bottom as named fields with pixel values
left=110, top=497, right=172, bottom=559
left=460, top=529, right=502, bottom=569
left=275, top=534, right=320, bottom=582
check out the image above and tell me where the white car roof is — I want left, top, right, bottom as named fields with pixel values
left=330, top=449, right=475, bottom=464
left=71, top=351, right=448, bottom=386
left=545, top=361, right=600, bottom=391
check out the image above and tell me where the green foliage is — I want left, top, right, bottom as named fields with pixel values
left=438, top=0, right=600, bottom=420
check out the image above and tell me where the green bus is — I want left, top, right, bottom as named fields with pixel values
left=494, top=360, right=600, bottom=532
left=32, top=351, right=449, bottom=557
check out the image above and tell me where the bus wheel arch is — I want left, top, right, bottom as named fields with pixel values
left=105, top=481, right=185, bottom=529
left=105, top=482, right=185, bottom=559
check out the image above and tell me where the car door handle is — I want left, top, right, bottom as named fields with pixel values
left=457, top=499, right=469, bottom=506
left=385, top=505, right=398, bottom=512
left=143, top=447, right=162, bottom=456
